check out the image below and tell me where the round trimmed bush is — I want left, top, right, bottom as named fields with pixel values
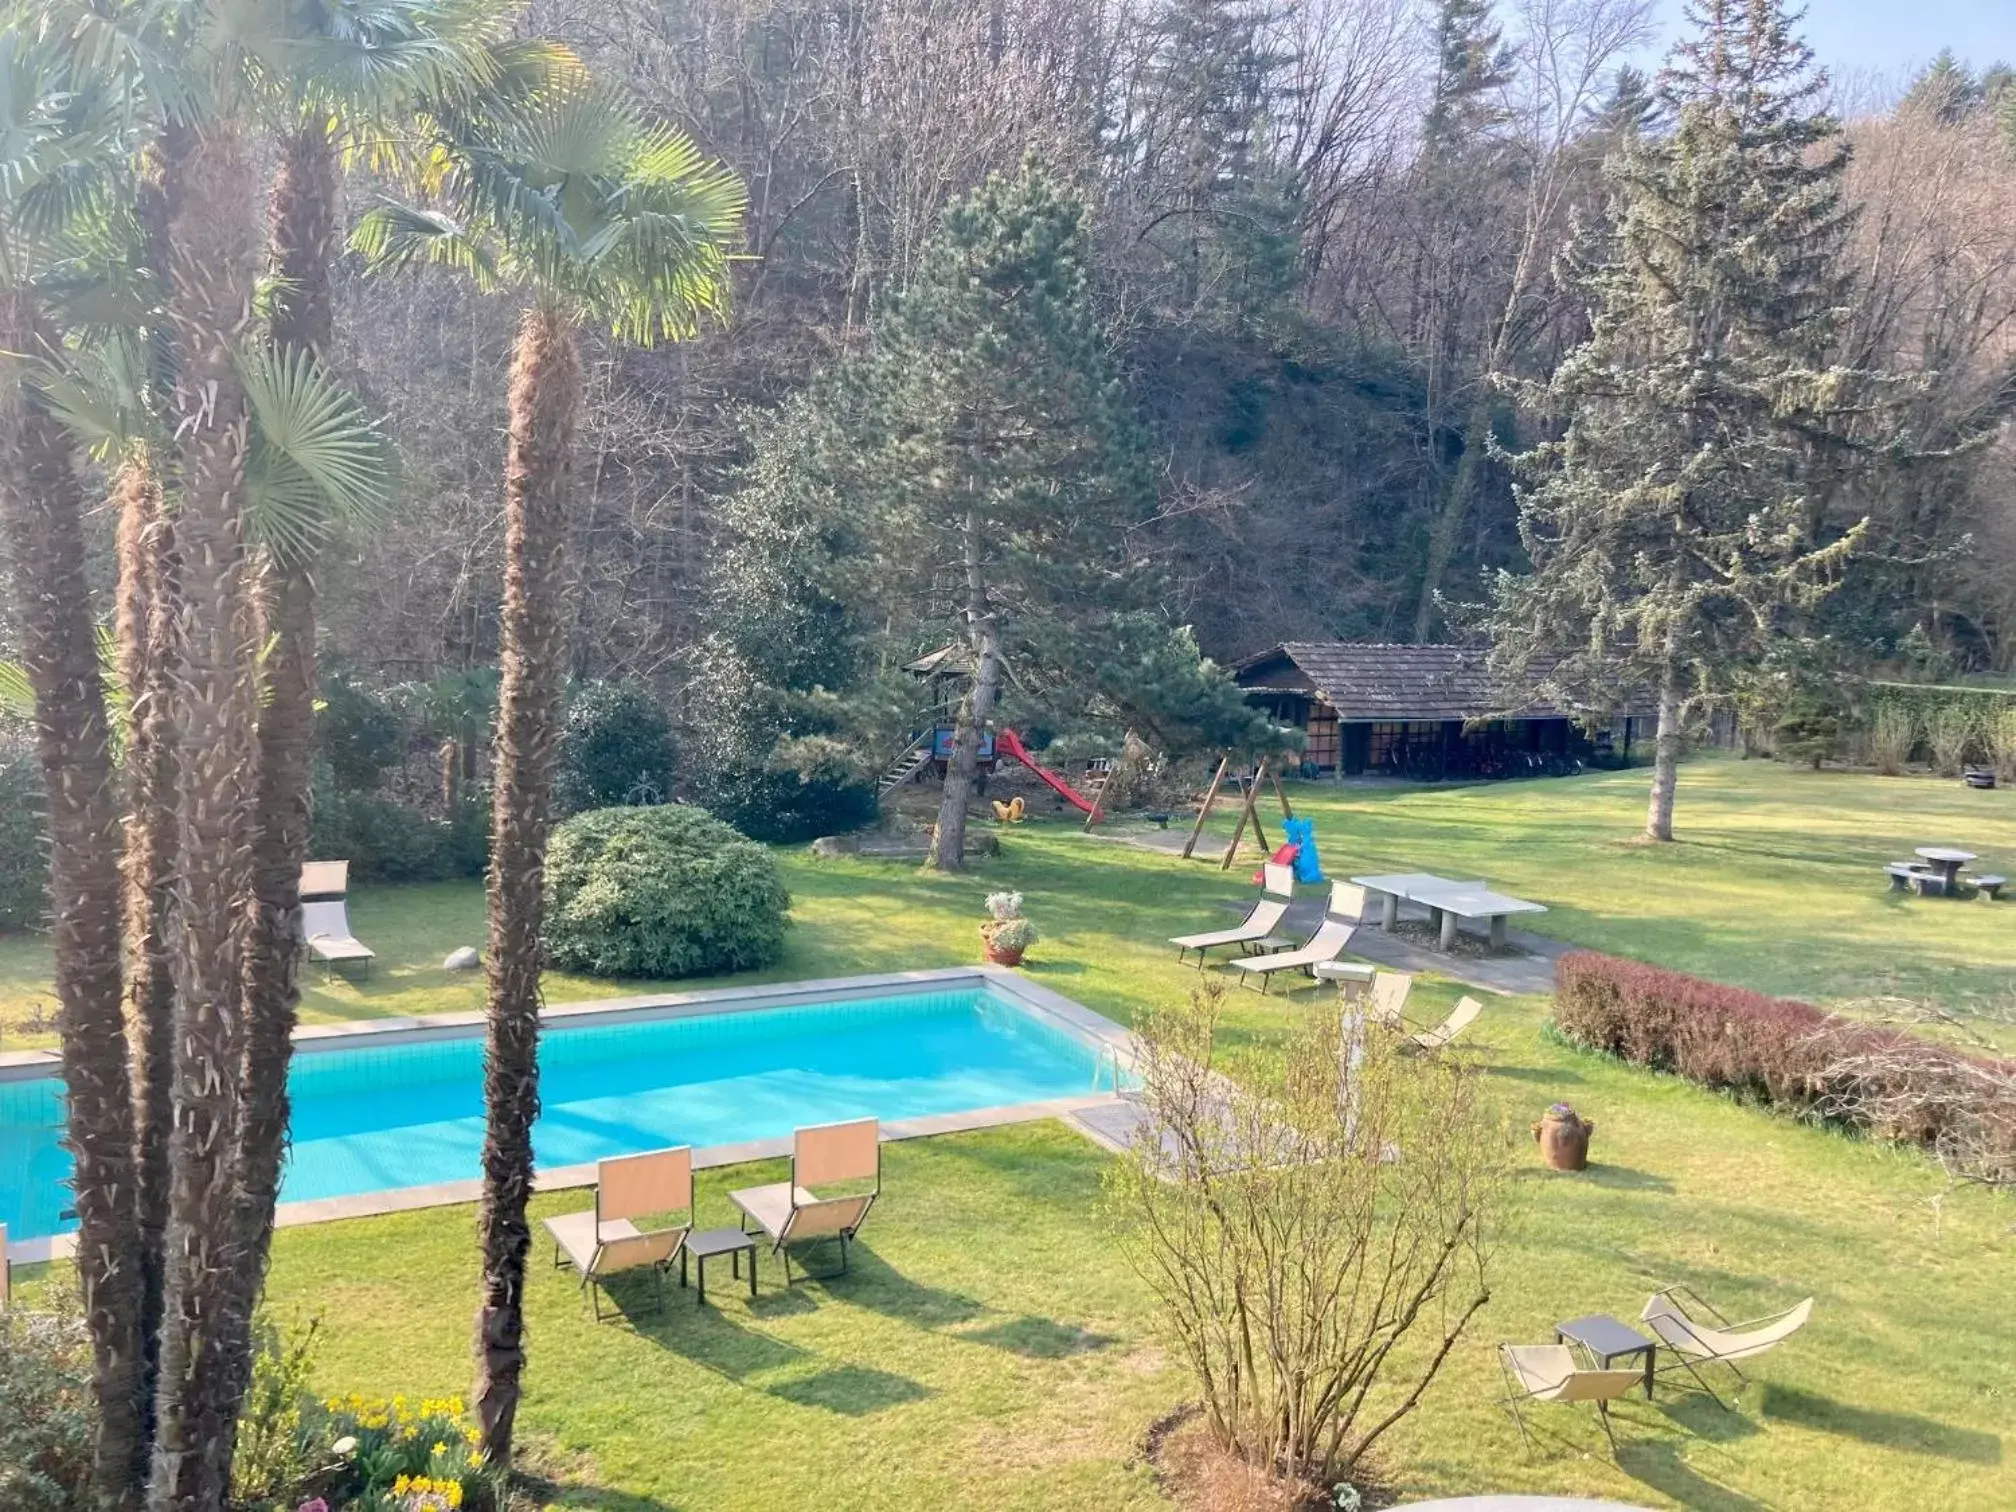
left=543, top=803, right=790, bottom=979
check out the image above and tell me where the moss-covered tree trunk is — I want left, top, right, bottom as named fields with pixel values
left=929, top=511, right=1001, bottom=872
left=474, top=303, right=580, bottom=1461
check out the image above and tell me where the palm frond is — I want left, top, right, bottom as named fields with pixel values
left=32, top=333, right=155, bottom=458
left=0, top=659, right=32, bottom=719
left=237, top=344, right=396, bottom=565
left=350, top=199, right=499, bottom=287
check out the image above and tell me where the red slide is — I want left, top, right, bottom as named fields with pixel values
left=994, top=728, right=1102, bottom=819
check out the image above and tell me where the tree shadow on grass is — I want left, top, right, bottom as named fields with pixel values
left=764, top=1363, right=933, bottom=1415
left=1761, top=1384, right=2003, bottom=1463
left=1485, top=1063, right=1587, bottom=1085
left=1656, top=1389, right=1761, bottom=1444
left=518, top=1483, right=683, bottom=1512
left=959, top=1313, right=1115, bottom=1358
left=1581, top=1163, right=1676, bottom=1194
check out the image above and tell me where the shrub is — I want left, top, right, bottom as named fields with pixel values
left=1553, top=951, right=2016, bottom=1184
left=309, top=782, right=489, bottom=885
left=558, top=680, right=677, bottom=812
left=0, top=1291, right=95, bottom=1512
left=545, top=804, right=790, bottom=979
left=1867, top=701, right=1917, bottom=774
left=317, top=672, right=406, bottom=794
left=0, top=740, right=46, bottom=932
left=694, top=759, right=877, bottom=845
left=1925, top=701, right=1980, bottom=776
left=1991, top=708, right=2016, bottom=784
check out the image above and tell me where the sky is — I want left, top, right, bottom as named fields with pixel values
left=1644, top=0, right=2016, bottom=84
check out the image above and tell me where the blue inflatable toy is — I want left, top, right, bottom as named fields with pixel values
left=1281, top=817, right=1325, bottom=883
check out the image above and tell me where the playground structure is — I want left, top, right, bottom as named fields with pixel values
left=1182, top=754, right=1300, bottom=871
left=994, top=729, right=1107, bottom=822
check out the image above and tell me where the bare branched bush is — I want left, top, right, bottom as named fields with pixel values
left=1108, top=981, right=1503, bottom=1487
left=1868, top=701, right=1917, bottom=774
left=1990, top=708, right=2016, bottom=785
left=1926, top=702, right=1979, bottom=776
left=1816, top=1041, right=2016, bottom=1192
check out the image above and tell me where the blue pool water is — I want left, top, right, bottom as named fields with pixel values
left=0, top=986, right=1108, bottom=1240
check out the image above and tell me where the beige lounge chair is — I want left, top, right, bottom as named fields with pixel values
left=1169, top=863, right=1294, bottom=966
left=1498, top=1343, right=1644, bottom=1455
left=1640, top=1285, right=1814, bottom=1406
left=1225, top=882, right=1364, bottom=993
left=544, top=1146, right=693, bottom=1320
left=1366, top=970, right=1413, bottom=1028
left=1401, top=995, right=1483, bottom=1054
left=299, top=861, right=375, bottom=978
left=730, top=1118, right=880, bottom=1284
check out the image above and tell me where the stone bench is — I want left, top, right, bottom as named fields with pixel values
left=1885, top=862, right=1948, bottom=897
left=1966, top=874, right=2006, bottom=901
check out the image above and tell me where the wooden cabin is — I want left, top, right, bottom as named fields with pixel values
left=1233, top=642, right=1642, bottom=778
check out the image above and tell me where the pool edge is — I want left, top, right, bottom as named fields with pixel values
left=4, top=967, right=1139, bottom=1265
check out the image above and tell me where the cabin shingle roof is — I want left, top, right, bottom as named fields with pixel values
left=1234, top=642, right=1572, bottom=722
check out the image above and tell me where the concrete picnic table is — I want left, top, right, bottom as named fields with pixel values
left=1352, top=872, right=1549, bottom=951
left=1914, top=846, right=1977, bottom=891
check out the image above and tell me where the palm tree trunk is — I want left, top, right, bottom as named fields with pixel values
left=929, top=511, right=1001, bottom=873
left=113, top=450, right=178, bottom=1437
left=219, top=116, right=341, bottom=1441
left=150, top=121, right=264, bottom=1512
left=474, top=304, right=581, bottom=1463
left=0, top=294, right=149, bottom=1511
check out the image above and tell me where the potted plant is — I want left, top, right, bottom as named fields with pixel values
left=981, top=890, right=1038, bottom=967
left=1533, top=1102, right=1595, bottom=1171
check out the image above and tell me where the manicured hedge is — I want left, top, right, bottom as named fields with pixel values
left=1553, top=951, right=2016, bottom=1180
left=544, top=803, right=790, bottom=980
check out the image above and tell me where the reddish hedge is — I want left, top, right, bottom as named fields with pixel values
left=1553, top=951, right=2016, bottom=1182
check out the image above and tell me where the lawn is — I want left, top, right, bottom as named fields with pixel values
left=8, top=756, right=2016, bottom=1509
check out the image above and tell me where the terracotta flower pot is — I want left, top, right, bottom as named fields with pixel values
left=1533, top=1107, right=1594, bottom=1171
left=981, top=925, right=1026, bottom=967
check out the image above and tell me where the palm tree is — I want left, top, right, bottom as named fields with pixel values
left=0, top=31, right=152, bottom=1505
left=355, top=77, right=744, bottom=1460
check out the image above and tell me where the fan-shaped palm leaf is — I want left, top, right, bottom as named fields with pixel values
left=238, top=343, right=395, bottom=564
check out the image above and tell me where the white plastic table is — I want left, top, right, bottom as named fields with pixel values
left=1352, top=872, right=1549, bottom=951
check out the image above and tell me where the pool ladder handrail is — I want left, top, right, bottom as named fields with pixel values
left=1092, top=1042, right=1137, bottom=1094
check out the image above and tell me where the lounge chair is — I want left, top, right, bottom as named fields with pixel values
left=730, top=1117, right=880, bottom=1284
left=299, top=861, right=375, bottom=978
left=1169, top=863, right=1294, bottom=966
left=1498, top=1343, right=1644, bottom=1455
left=1640, top=1285, right=1814, bottom=1406
left=1399, top=995, right=1483, bottom=1055
left=1365, top=970, right=1413, bottom=1028
left=1224, top=882, right=1364, bottom=993
left=544, top=1146, right=694, bottom=1320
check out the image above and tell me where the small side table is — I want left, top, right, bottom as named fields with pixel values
left=1314, top=960, right=1376, bottom=1000
left=1556, top=1312, right=1656, bottom=1399
left=684, top=1227, right=758, bottom=1304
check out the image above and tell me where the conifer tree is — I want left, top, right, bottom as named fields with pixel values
left=1487, top=0, right=1913, bottom=841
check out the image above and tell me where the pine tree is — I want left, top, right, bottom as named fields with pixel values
left=1487, top=0, right=1914, bottom=841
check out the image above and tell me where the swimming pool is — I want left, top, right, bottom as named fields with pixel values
left=0, top=971, right=1129, bottom=1244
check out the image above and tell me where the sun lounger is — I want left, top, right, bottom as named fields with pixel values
left=730, top=1118, right=880, bottom=1284
left=1401, top=995, right=1483, bottom=1054
left=545, top=1146, right=694, bottom=1320
left=1225, top=882, right=1363, bottom=993
left=1639, top=1285, right=1813, bottom=1406
left=1366, top=970, right=1413, bottom=1028
left=1169, top=863, right=1294, bottom=966
left=299, top=861, right=375, bottom=978
left=1498, top=1343, right=1644, bottom=1455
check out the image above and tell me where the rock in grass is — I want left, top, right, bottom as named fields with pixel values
left=443, top=946, right=481, bottom=971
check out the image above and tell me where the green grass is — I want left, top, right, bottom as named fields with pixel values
left=9, top=756, right=2016, bottom=1508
